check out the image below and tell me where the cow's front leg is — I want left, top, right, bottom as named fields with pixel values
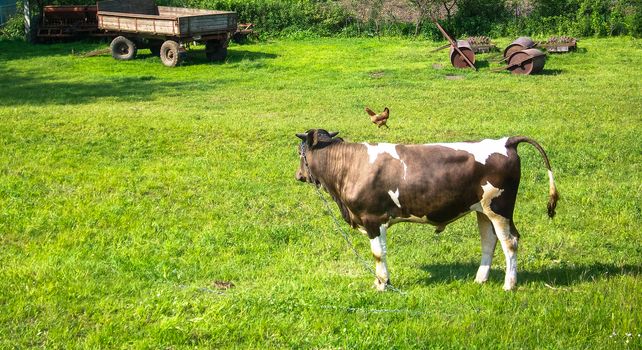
left=368, top=224, right=390, bottom=291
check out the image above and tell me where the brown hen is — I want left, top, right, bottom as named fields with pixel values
left=365, top=107, right=390, bottom=128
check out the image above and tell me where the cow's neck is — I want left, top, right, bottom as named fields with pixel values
left=309, top=142, right=352, bottom=195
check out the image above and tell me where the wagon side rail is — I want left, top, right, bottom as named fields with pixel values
left=97, top=11, right=180, bottom=36
left=174, top=11, right=237, bottom=38
left=97, top=9, right=237, bottom=38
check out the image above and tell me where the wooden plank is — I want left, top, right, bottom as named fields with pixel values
left=158, top=6, right=233, bottom=16
left=97, top=3, right=237, bottom=38
left=178, top=14, right=236, bottom=36
left=98, top=11, right=175, bottom=21
left=183, top=17, right=227, bottom=36
left=99, top=14, right=177, bottom=35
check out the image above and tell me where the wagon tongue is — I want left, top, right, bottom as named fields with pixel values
left=430, top=16, right=476, bottom=70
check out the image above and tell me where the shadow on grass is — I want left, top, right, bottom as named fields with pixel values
left=418, top=262, right=641, bottom=286
left=227, top=49, right=278, bottom=62
left=0, top=47, right=278, bottom=106
left=0, top=65, right=228, bottom=106
left=187, top=49, right=278, bottom=65
left=0, top=40, right=277, bottom=65
left=474, top=60, right=490, bottom=69
left=0, top=39, right=110, bottom=60
left=539, top=68, right=564, bottom=76
left=97, top=48, right=277, bottom=67
left=0, top=47, right=279, bottom=105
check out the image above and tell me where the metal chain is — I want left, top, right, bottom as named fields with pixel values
left=300, top=143, right=406, bottom=295
left=300, top=302, right=424, bottom=315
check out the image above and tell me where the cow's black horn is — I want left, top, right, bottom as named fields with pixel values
left=295, top=133, right=308, bottom=141
left=329, top=131, right=340, bottom=138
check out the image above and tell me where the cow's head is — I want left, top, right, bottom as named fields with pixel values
left=295, top=129, right=340, bottom=183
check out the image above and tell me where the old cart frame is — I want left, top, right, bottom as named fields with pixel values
left=97, top=0, right=237, bottom=66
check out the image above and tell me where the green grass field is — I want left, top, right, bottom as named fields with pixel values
left=0, top=36, right=641, bottom=349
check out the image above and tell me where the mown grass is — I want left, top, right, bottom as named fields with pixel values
left=0, top=37, right=640, bottom=349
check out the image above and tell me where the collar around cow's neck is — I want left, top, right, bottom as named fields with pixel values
left=300, top=142, right=311, bottom=169
left=300, top=142, right=321, bottom=186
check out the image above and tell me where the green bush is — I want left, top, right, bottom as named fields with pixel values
left=0, top=13, right=24, bottom=40
left=157, top=0, right=353, bottom=38
left=514, top=0, right=641, bottom=37
left=451, top=0, right=511, bottom=37
left=2, top=0, right=639, bottom=41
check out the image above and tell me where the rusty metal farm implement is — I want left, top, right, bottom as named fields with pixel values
left=431, top=18, right=577, bottom=75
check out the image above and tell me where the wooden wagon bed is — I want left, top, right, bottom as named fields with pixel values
left=96, top=0, right=237, bottom=66
left=97, top=1, right=236, bottom=39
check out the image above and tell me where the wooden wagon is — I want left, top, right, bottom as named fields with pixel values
left=97, top=0, right=237, bottom=66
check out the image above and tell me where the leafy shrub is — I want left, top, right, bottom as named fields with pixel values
left=451, top=0, right=512, bottom=37
left=515, top=0, right=641, bottom=37
left=0, top=14, right=25, bottom=40
left=157, top=0, right=353, bottom=38
left=2, top=0, right=639, bottom=41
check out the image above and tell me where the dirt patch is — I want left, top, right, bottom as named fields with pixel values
left=212, top=281, right=235, bottom=290
left=370, top=70, right=385, bottom=79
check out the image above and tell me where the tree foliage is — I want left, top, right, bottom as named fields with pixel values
left=1, top=0, right=640, bottom=41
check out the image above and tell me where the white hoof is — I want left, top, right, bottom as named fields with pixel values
left=475, top=266, right=490, bottom=284
left=475, top=276, right=488, bottom=284
left=373, top=278, right=389, bottom=292
left=503, top=276, right=517, bottom=291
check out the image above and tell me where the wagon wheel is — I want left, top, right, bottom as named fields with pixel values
left=110, top=36, right=137, bottom=61
left=160, top=40, right=182, bottom=67
left=205, top=40, right=228, bottom=62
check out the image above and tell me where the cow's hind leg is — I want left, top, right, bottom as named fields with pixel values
left=477, top=181, right=520, bottom=290
left=487, top=216, right=519, bottom=291
left=475, top=212, right=497, bottom=284
left=367, top=224, right=390, bottom=292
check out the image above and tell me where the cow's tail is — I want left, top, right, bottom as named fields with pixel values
left=507, top=136, right=559, bottom=218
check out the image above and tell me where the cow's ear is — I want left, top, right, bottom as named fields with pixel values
left=296, top=131, right=316, bottom=148
left=365, top=107, right=376, bottom=116
left=306, top=130, right=318, bottom=147
left=329, top=131, right=339, bottom=138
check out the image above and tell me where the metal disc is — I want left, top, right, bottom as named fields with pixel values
left=508, top=49, right=546, bottom=75
left=450, top=40, right=476, bottom=69
left=503, top=37, right=535, bottom=59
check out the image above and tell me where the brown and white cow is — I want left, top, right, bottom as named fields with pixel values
left=295, top=129, right=558, bottom=291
